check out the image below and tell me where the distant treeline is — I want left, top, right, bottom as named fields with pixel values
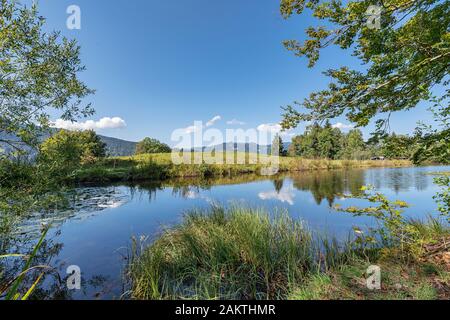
left=287, top=121, right=446, bottom=164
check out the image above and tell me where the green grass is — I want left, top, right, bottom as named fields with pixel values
left=288, top=274, right=334, bottom=300
left=72, top=153, right=412, bottom=183
left=427, top=171, right=450, bottom=176
left=290, top=253, right=445, bottom=300
left=128, top=208, right=450, bottom=300
left=128, top=206, right=314, bottom=300
left=289, top=216, right=450, bottom=300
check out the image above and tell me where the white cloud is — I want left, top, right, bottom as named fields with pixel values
left=95, top=117, right=127, bottom=129
left=332, top=122, right=354, bottom=130
left=184, top=190, right=214, bottom=203
left=257, top=122, right=295, bottom=140
left=257, top=123, right=282, bottom=133
left=258, top=189, right=295, bottom=205
left=98, top=199, right=127, bottom=209
left=181, top=116, right=221, bottom=134
left=206, top=115, right=221, bottom=127
left=226, top=119, right=246, bottom=126
left=185, top=190, right=199, bottom=199
left=52, top=117, right=126, bottom=131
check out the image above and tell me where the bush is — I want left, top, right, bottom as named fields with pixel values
left=0, top=159, right=34, bottom=188
left=135, top=138, right=171, bottom=155
left=38, top=130, right=106, bottom=176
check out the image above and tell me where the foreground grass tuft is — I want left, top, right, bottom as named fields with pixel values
left=128, top=206, right=313, bottom=300
left=129, top=208, right=450, bottom=300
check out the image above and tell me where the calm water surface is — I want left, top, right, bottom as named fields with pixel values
left=16, top=165, right=450, bottom=299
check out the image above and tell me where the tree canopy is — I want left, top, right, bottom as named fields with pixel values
left=289, top=123, right=377, bottom=159
left=380, top=132, right=414, bottom=159
left=280, top=0, right=449, bottom=132
left=0, top=1, right=94, bottom=152
left=340, top=129, right=366, bottom=159
left=135, top=137, right=172, bottom=154
left=289, top=121, right=345, bottom=159
left=38, top=129, right=106, bottom=173
left=412, top=103, right=450, bottom=164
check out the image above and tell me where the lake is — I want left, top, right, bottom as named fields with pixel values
left=12, top=165, right=450, bottom=299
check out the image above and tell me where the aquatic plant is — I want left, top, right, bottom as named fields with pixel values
left=1, top=227, right=50, bottom=300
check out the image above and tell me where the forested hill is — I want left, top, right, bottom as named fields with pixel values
left=0, top=131, right=137, bottom=157
left=97, top=135, right=137, bottom=156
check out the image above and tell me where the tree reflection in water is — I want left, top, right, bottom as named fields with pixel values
left=126, top=171, right=366, bottom=207
left=291, top=170, right=366, bottom=207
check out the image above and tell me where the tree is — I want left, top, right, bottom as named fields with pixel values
left=0, top=1, right=94, bottom=153
left=135, top=137, right=171, bottom=155
left=340, top=129, right=366, bottom=160
left=412, top=102, right=450, bottom=165
left=288, top=135, right=301, bottom=156
left=317, top=121, right=341, bottom=159
left=280, top=0, right=449, bottom=133
left=299, top=123, right=322, bottom=158
left=38, top=130, right=106, bottom=174
left=77, top=130, right=107, bottom=163
left=380, top=133, right=414, bottom=159
left=290, top=122, right=344, bottom=159
left=39, top=130, right=81, bottom=170
left=0, top=3, right=96, bottom=272
left=347, top=130, right=365, bottom=153
left=289, top=123, right=320, bottom=158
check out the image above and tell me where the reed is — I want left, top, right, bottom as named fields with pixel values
left=73, top=153, right=412, bottom=183
left=1, top=227, right=49, bottom=300
left=128, top=205, right=314, bottom=300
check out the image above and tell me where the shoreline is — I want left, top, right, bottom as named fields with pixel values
left=71, top=154, right=413, bottom=184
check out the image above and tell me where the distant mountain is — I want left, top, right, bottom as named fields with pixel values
left=0, top=132, right=23, bottom=155
left=177, top=141, right=292, bottom=155
left=176, top=142, right=265, bottom=153
left=0, top=131, right=137, bottom=157
left=98, top=135, right=137, bottom=157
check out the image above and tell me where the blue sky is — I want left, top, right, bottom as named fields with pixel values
left=31, top=0, right=434, bottom=145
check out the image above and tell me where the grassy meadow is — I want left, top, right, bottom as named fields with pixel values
left=72, top=152, right=412, bottom=183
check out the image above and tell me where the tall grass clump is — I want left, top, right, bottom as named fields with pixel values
left=128, top=206, right=313, bottom=300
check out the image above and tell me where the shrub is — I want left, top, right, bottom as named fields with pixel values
left=38, top=130, right=106, bottom=176
left=135, top=138, right=171, bottom=155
